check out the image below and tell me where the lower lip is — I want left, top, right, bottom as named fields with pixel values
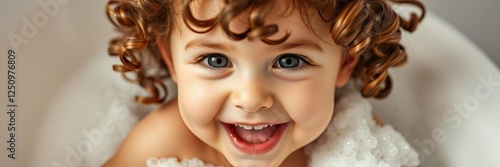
left=223, top=123, right=288, bottom=154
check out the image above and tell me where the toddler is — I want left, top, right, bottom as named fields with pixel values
left=103, top=0, right=425, bottom=166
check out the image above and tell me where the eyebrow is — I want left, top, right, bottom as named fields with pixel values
left=184, top=38, right=323, bottom=52
left=279, top=39, right=323, bottom=52
left=185, top=39, right=236, bottom=51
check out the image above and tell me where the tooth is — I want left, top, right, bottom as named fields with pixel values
left=263, top=125, right=269, bottom=128
left=254, top=125, right=265, bottom=130
left=242, top=125, right=253, bottom=130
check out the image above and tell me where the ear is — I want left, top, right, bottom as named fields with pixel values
left=335, top=52, right=360, bottom=87
left=156, top=36, right=178, bottom=83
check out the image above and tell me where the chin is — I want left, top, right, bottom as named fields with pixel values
left=225, top=155, right=286, bottom=167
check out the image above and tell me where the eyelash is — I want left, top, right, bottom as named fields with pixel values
left=273, top=54, right=315, bottom=72
left=194, top=54, right=231, bottom=72
left=194, top=53, right=315, bottom=72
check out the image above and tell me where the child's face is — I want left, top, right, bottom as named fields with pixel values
left=160, top=0, right=356, bottom=166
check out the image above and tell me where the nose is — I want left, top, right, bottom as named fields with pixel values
left=230, top=78, right=273, bottom=112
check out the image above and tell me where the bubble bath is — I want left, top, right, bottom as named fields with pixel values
left=304, top=86, right=420, bottom=167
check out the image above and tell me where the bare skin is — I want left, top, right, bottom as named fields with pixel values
left=103, top=98, right=309, bottom=167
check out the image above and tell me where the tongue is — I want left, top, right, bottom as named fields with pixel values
left=234, top=125, right=278, bottom=144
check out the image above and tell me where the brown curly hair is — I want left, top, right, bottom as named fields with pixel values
left=106, top=0, right=425, bottom=104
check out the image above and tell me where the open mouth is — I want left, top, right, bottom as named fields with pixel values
left=222, top=122, right=288, bottom=154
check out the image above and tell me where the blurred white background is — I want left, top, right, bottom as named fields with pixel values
left=0, top=0, right=114, bottom=166
left=421, top=0, right=500, bottom=67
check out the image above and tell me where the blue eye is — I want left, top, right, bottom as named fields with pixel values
left=203, top=53, right=232, bottom=68
left=274, top=54, right=303, bottom=68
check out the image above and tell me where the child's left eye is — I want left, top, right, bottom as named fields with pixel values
left=273, top=54, right=311, bottom=69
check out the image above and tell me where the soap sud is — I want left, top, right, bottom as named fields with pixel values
left=304, top=89, right=420, bottom=167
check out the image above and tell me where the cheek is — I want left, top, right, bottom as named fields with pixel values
left=277, top=71, right=338, bottom=142
left=284, top=80, right=336, bottom=127
left=177, top=76, right=225, bottom=126
left=176, top=60, right=229, bottom=128
left=170, top=51, right=223, bottom=126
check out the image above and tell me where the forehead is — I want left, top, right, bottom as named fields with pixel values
left=177, top=0, right=333, bottom=43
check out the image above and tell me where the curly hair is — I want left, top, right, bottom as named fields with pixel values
left=106, top=0, right=425, bottom=104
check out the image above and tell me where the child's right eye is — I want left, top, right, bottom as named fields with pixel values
left=199, top=53, right=233, bottom=68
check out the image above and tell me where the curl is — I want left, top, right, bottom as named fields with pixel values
left=182, top=0, right=290, bottom=44
left=106, top=0, right=169, bottom=104
left=106, top=0, right=136, bottom=28
left=135, top=76, right=168, bottom=104
left=331, top=0, right=425, bottom=98
left=247, top=0, right=290, bottom=44
left=182, top=0, right=220, bottom=33
left=391, top=0, right=426, bottom=32
left=219, top=0, right=253, bottom=40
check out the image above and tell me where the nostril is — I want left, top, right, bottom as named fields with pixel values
left=235, top=104, right=261, bottom=113
left=230, top=83, right=274, bottom=112
left=233, top=97, right=273, bottom=112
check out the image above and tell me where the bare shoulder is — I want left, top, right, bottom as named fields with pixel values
left=103, top=98, right=202, bottom=167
